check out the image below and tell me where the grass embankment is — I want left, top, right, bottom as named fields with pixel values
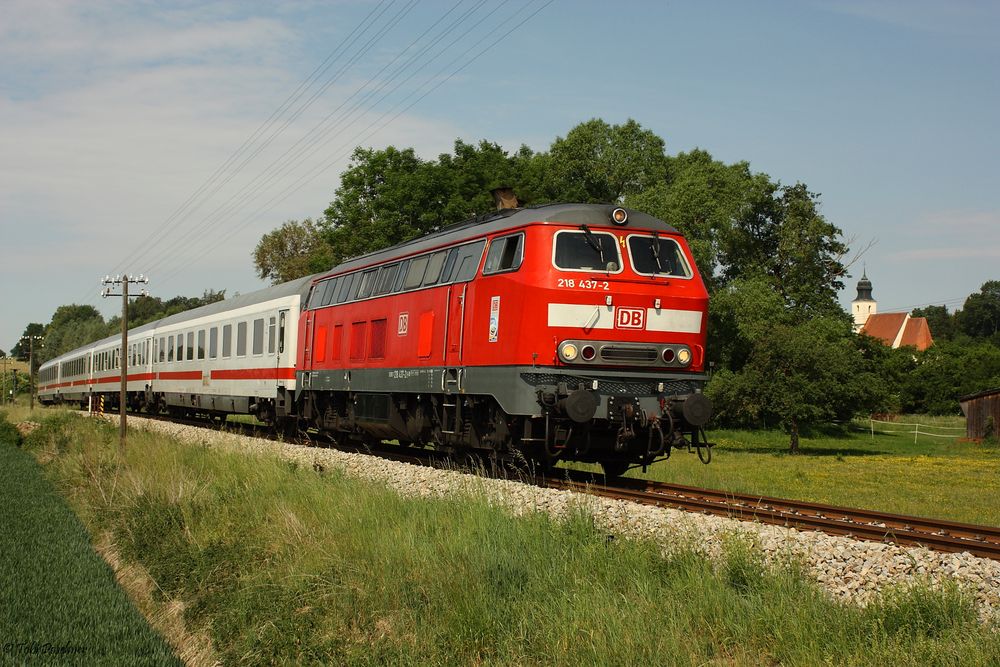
left=9, top=409, right=1000, bottom=666
left=0, top=414, right=179, bottom=666
left=582, top=417, right=1000, bottom=527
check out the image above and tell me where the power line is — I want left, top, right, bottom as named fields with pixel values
left=157, top=0, right=555, bottom=289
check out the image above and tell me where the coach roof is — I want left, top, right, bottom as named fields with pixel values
left=328, top=203, right=679, bottom=276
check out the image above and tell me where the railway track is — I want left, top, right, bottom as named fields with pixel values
left=124, top=412, right=1000, bottom=561
left=544, top=471, right=1000, bottom=561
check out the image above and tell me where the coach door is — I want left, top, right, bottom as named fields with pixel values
left=277, top=310, right=291, bottom=382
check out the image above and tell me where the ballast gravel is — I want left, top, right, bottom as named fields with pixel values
left=114, top=415, right=1000, bottom=625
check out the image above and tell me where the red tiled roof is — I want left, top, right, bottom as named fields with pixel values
left=900, top=317, right=933, bottom=351
left=861, top=313, right=908, bottom=345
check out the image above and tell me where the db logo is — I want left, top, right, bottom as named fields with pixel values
left=615, top=306, right=645, bottom=329
left=398, top=312, right=409, bottom=336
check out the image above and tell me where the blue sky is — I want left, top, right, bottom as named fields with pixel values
left=2, top=0, right=998, bottom=351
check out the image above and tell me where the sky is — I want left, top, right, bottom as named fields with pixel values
left=2, top=0, right=999, bottom=352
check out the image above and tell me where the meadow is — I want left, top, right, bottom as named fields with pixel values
left=568, top=416, right=1000, bottom=527
left=5, top=406, right=999, bottom=666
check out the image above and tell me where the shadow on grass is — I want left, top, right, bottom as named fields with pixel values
left=721, top=446, right=891, bottom=457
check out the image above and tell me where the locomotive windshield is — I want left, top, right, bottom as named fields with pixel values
left=553, top=229, right=621, bottom=272
left=627, top=235, right=691, bottom=278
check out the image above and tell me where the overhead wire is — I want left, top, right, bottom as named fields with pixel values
left=145, top=0, right=495, bottom=281
left=156, top=0, right=554, bottom=289
left=73, top=0, right=399, bottom=304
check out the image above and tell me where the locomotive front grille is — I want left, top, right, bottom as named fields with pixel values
left=599, top=346, right=658, bottom=363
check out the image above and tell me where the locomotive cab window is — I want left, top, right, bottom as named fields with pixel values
left=483, top=233, right=524, bottom=274
left=626, top=235, right=692, bottom=278
left=553, top=229, right=622, bottom=273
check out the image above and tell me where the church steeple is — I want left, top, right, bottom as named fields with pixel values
left=851, top=268, right=877, bottom=332
left=855, top=269, right=873, bottom=302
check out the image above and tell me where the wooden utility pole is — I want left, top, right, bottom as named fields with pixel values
left=102, top=274, right=149, bottom=449
left=20, top=334, right=43, bottom=410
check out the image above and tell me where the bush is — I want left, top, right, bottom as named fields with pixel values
left=0, top=411, right=21, bottom=446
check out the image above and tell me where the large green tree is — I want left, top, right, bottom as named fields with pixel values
left=911, top=304, right=957, bottom=341
left=253, top=219, right=332, bottom=285
left=958, top=280, right=1000, bottom=338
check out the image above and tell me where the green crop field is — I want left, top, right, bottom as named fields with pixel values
left=8, top=408, right=999, bottom=666
left=0, top=414, right=179, bottom=666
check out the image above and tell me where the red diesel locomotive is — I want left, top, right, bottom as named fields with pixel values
left=297, top=203, right=712, bottom=473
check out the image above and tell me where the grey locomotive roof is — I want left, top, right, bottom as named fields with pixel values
left=328, top=203, right=679, bottom=276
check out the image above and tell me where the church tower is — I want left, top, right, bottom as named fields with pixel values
left=851, top=270, right=876, bottom=332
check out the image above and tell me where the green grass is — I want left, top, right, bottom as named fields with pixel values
left=566, top=416, right=1000, bottom=527
left=15, top=409, right=1000, bottom=666
left=0, top=411, right=179, bottom=666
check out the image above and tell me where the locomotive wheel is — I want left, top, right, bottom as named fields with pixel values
left=600, top=461, right=630, bottom=478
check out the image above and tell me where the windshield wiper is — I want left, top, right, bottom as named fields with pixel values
left=650, top=232, right=664, bottom=274
left=580, top=224, right=605, bottom=264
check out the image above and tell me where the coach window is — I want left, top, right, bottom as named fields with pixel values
left=168, top=337, right=174, bottom=362
left=278, top=312, right=286, bottom=354
left=186, top=332, right=195, bottom=361
left=268, top=317, right=276, bottom=354
left=159, top=337, right=166, bottom=363
left=222, top=324, right=232, bottom=358
left=484, top=233, right=524, bottom=275
left=374, top=264, right=399, bottom=296
left=237, top=321, right=248, bottom=357
left=336, top=273, right=356, bottom=304
left=422, top=250, right=448, bottom=287
left=209, top=327, right=219, bottom=359
left=356, top=269, right=378, bottom=300
left=403, top=255, right=429, bottom=290
left=553, top=229, right=622, bottom=273
left=450, top=240, right=487, bottom=283
left=176, top=334, right=184, bottom=361
left=197, top=330, right=206, bottom=359
left=252, top=318, right=264, bottom=356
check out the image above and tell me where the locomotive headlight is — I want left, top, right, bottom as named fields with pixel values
left=560, top=342, right=579, bottom=362
left=677, top=347, right=692, bottom=365
left=611, top=207, right=628, bottom=225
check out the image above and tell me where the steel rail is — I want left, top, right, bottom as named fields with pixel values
left=546, top=471, right=1000, bottom=561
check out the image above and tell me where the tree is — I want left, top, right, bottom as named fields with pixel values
left=911, top=304, right=957, bottom=341
left=708, top=279, right=885, bottom=451
left=11, top=323, right=45, bottom=360
left=0, top=349, right=5, bottom=358
left=253, top=219, right=332, bottom=285
left=42, top=305, right=106, bottom=362
left=958, top=281, right=1000, bottom=338
left=540, top=118, right=669, bottom=204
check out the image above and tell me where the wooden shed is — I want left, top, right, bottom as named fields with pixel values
left=959, top=388, right=1000, bottom=439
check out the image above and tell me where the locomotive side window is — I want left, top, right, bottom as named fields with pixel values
left=374, top=264, right=399, bottom=296
left=422, top=250, right=448, bottom=287
left=393, top=260, right=410, bottom=292
left=237, top=322, right=248, bottom=357
left=450, top=240, right=487, bottom=283
left=553, top=230, right=622, bottom=272
left=222, top=324, right=232, bottom=358
left=439, top=248, right=459, bottom=282
left=350, top=322, right=367, bottom=360
left=336, top=274, right=355, bottom=303
left=483, top=233, right=524, bottom=274
left=626, top=235, right=692, bottom=278
left=331, top=324, right=342, bottom=360
left=209, top=327, right=218, bottom=359
left=403, top=255, right=429, bottom=289
left=356, top=269, right=378, bottom=300
left=369, top=319, right=387, bottom=359
left=319, top=278, right=338, bottom=307
left=252, top=318, right=265, bottom=355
